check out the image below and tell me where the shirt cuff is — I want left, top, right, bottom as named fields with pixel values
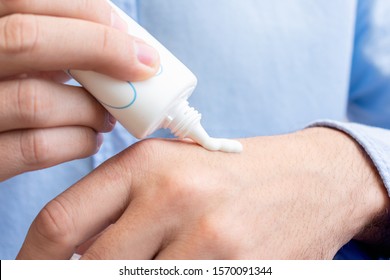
left=308, top=120, right=390, bottom=197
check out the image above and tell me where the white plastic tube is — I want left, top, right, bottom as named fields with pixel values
left=69, top=2, right=242, bottom=153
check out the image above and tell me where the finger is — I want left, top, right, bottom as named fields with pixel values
left=0, top=78, right=115, bottom=133
left=80, top=198, right=166, bottom=260
left=155, top=241, right=203, bottom=260
left=0, top=126, right=102, bottom=182
left=75, top=225, right=113, bottom=256
left=17, top=152, right=135, bottom=259
left=0, top=14, right=159, bottom=80
left=0, top=71, right=71, bottom=83
left=0, top=0, right=113, bottom=26
left=155, top=239, right=221, bottom=260
left=26, top=71, right=72, bottom=83
left=154, top=222, right=228, bottom=260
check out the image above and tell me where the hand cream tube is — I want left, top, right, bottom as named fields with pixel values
left=69, top=2, right=242, bottom=153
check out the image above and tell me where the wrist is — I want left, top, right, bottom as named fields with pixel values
left=294, top=127, right=389, bottom=245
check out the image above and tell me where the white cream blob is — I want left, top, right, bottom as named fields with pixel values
left=199, top=137, right=243, bottom=153
left=186, top=123, right=243, bottom=153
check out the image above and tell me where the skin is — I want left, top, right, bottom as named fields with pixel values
left=2, top=0, right=388, bottom=260
left=0, top=0, right=159, bottom=182
left=17, top=128, right=390, bottom=259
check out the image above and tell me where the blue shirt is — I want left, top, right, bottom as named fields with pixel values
left=1, top=0, right=389, bottom=259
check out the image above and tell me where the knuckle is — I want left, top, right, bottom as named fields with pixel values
left=34, top=197, right=76, bottom=246
left=77, top=128, right=99, bottom=157
left=194, top=216, right=243, bottom=259
left=94, top=26, right=136, bottom=74
left=197, top=216, right=223, bottom=242
left=158, top=175, right=201, bottom=214
left=79, top=0, right=111, bottom=24
left=78, top=0, right=96, bottom=12
left=122, top=139, right=202, bottom=205
left=89, top=25, right=116, bottom=71
left=159, top=173, right=204, bottom=209
left=99, top=26, right=113, bottom=57
left=19, top=129, right=50, bottom=166
left=0, top=14, right=39, bottom=54
left=15, top=79, right=47, bottom=125
left=124, top=139, right=170, bottom=172
left=160, top=172, right=196, bottom=204
left=117, top=139, right=159, bottom=175
left=193, top=216, right=231, bottom=251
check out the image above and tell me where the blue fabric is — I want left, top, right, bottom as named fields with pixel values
left=1, top=0, right=389, bottom=259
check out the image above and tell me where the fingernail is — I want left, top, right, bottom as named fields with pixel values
left=111, top=9, right=128, bottom=32
left=108, top=113, right=116, bottom=126
left=96, top=133, right=104, bottom=152
left=104, top=113, right=116, bottom=131
left=134, top=39, right=160, bottom=68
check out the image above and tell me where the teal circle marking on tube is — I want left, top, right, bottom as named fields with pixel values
left=98, top=82, right=137, bottom=110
